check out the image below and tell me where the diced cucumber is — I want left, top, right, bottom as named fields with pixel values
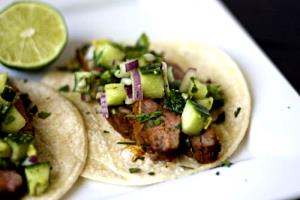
left=5, top=133, right=33, bottom=164
left=25, top=162, right=50, bottom=196
left=138, top=69, right=165, bottom=98
left=0, top=139, right=11, bottom=158
left=27, top=144, right=37, bottom=157
left=197, top=97, right=214, bottom=110
left=0, top=97, right=11, bottom=116
left=104, top=83, right=126, bottom=106
left=1, top=106, right=26, bottom=133
left=94, top=44, right=125, bottom=68
left=114, top=60, right=133, bottom=78
left=181, top=100, right=204, bottom=136
left=0, top=73, right=8, bottom=93
left=203, top=116, right=213, bottom=130
left=74, top=72, right=94, bottom=93
left=188, top=78, right=207, bottom=99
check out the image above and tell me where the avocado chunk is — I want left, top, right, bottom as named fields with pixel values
left=74, top=72, right=94, bottom=93
left=0, top=73, right=8, bottom=93
left=1, top=106, right=26, bottom=134
left=104, top=83, right=126, bottom=106
left=5, top=133, right=33, bottom=164
left=181, top=100, right=210, bottom=136
left=0, top=139, right=11, bottom=158
left=94, top=43, right=125, bottom=68
left=138, top=69, right=164, bottom=98
left=188, top=77, right=208, bottom=99
left=25, top=162, right=51, bottom=196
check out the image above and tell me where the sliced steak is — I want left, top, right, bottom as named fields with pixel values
left=0, top=170, right=23, bottom=193
left=190, top=128, right=221, bottom=163
left=132, top=99, right=180, bottom=153
left=108, top=109, right=133, bottom=139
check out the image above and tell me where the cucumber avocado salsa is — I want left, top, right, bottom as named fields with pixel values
left=73, top=34, right=223, bottom=163
left=0, top=73, right=87, bottom=199
left=0, top=73, right=50, bottom=199
left=42, top=33, right=251, bottom=185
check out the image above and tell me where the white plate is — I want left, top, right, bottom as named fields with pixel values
left=1, top=0, right=300, bottom=199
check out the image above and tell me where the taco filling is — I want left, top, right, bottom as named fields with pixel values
left=72, top=34, right=226, bottom=164
left=0, top=73, right=50, bottom=199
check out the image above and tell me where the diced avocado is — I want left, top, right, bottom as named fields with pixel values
left=94, top=44, right=125, bottom=68
left=0, top=139, right=11, bottom=158
left=25, top=162, right=51, bottom=196
left=104, top=83, right=126, bottom=106
left=138, top=56, right=148, bottom=67
left=188, top=78, right=207, bottom=99
left=197, top=97, right=214, bottom=110
left=181, top=100, right=210, bottom=136
left=6, top=133, right=33, bottom=164
left=138, top=69, right=164, bottom=98
left=92, top=39, right=111, bottom=48
left=1, top=106, right=26, bottom=133
left=27, top=144, right=37, bottom=157
left=0, top=73, right=8, bottom=93
left=74, top=72, right=94, bottom=93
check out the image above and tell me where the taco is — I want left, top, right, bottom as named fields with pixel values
left=42, top=34, right=251, bottom=185
left=0, top=73, right=87, bottom=199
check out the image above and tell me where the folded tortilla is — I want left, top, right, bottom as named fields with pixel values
left=11, top=81, right=87, bottom=200
left=41, top=42, right=251, bottom=185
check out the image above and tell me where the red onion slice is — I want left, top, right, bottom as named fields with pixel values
left=125, top=85, right=133, bottom=98
left=125, top=60, right=139, bottom=72
left=179, top=68, right=197, bottom=92
left=100, top=93, right=109, bottom=118
left=132, top=69, right=143, bottom=100
left=22, top=155, right=38, bottom=166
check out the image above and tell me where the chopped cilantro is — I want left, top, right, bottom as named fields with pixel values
left=234, top=107, right=241, bottom=118
left=37, top=112, right=51, bottom=119
left=129, top=168, right=141, bottom=173
left=180, top=165, right=194, bottom=170
left=220, top=160, right=233, bottom=167
left=139, top=65, right=162, bottom=75
left=117, top=141, right=136, bottom=145
left=164, top=89, right=186, bottom=114
left=148, top=172, right=155, bottom=176
left=136, top=111, right=162, bottom=123
left=58, top=85, right=70, bottom=92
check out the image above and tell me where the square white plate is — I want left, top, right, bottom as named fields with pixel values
left=1, top=0, right=300, bottom=199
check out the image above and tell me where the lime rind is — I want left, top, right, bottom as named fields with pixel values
left=0, top=1, right=68, bottom=70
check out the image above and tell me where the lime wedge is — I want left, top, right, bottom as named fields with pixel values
left=0, top=2, right=67, bottom=69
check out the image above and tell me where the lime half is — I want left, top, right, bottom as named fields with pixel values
left=0, top=2, right=67, bottom=69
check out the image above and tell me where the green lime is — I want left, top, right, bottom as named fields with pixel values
left=0, top=2, right=68, bottom=70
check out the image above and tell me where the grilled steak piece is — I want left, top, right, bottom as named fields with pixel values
left=190, top=128, right=221, bottom=163
left=108, top=111, right=133, bottom=139
left=0, top=170, right=23, bottom=193
left=132, top=99, right=180, bottom=153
